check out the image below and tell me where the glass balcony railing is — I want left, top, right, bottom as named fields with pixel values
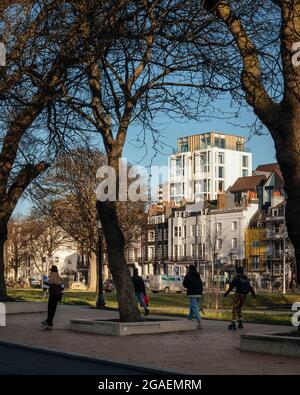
left=179, top=142, right=250, bottom=153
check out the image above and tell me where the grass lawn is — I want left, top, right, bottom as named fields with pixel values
left=8, top=288, right=299, bottom=326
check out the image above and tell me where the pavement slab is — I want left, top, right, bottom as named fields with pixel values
left=0, top=303, right=299, bottom=375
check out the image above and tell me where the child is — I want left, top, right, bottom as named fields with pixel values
left=224, top=266, right=255, bottom=330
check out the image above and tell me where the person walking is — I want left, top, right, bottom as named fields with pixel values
left=183, top=265, right=203, bottom=328
left=41, top=265, right=64, bottom=329
left=132, top=268, right=149, bottom=316
left=224, top=266, right=256, bottom=330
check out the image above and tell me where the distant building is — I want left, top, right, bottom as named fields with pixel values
left=169, top=131, right=252, bottom=202
left=141, top=212, right=169, bottom=275
left=244, top=164, right=295, bottom=290
left=156, top=182, right=170, bottom=205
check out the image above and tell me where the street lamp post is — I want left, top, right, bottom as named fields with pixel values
left=282, top=200, right=287, bottom=294
left=96, top=219, right=106, bottom=308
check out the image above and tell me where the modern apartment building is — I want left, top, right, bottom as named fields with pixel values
left=169, top=131, right=252, bottom=202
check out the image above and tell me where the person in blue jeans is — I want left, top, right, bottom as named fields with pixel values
left=132, top=268, right=149, bottom=316
left=183, top=265, right=203, bottom=328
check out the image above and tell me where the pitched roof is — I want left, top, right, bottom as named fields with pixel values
left=230, top=175, right=266, bottom=193
left=255, top=163, right=283, bottom=180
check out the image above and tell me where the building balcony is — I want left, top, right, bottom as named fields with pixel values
left=265, top=216, right=285, bottom=222
left=267, top=251, right=284, bottom=260
left=192, top=143, right=250, bottom=152
left=171, top=255, right=207, bottom=262
left=193, top=171, right=209, bottom=179
left=265, top=230, right=287, bottom=240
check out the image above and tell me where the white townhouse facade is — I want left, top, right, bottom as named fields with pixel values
left=207, top=202, right=258, bottom=266
left=169, top=131, right=252, bottom=202
left=167, top=196, right=258, bottom=278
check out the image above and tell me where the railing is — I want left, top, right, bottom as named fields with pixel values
left=265, top=229, right=287, bottom=239
left=192, top=143, right=250, bottom=152
left=267, top=251, right=284, bottom=259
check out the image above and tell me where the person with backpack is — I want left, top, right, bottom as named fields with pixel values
left=183, top=264, right=203, bottom=328
left=41, top=265, right=64, bottom=329
left=224, top=266, right=256, bottom=330
left=132, top=268, right=149, bottom=316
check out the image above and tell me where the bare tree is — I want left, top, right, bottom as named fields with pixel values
left=58, top=0, right=217, bottom=321
left=0, top=0, right=100, bottom=300
left=31, top=148, right=147, bottom=307
left=6, top=219, right=30, bottom=283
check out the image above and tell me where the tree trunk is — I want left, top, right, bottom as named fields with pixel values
left=96, top=200, right=141, bottom=322
left=270, top=120, right=300, bottom=286
left=0, top=223, right=8, bottom=301
left=96, top=231, right=106, bottom=308
left=14, top=264, right=18, bottom=283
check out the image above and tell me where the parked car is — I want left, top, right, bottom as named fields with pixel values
left=103, top=279, right=116, bottom=293
left=149, top=274, right=185, bottom=293
left=30, top=279, right=41, bottom=288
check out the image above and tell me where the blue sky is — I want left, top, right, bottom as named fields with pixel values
left=14, top=101, right=276, bottom=216
left=123, top=106, right=276, bottom=169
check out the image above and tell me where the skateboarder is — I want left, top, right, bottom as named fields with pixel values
left=224, top=266, right=256, bottom=330
left=41, top=265, right=64, bottom=329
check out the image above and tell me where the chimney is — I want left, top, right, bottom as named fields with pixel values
left=217, top=193, right=227, bottom=209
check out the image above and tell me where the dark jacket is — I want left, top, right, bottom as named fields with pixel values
left=183, top=271, right=203, bottom=296
left=224, top=274, right=256, bottom=297
left=45, top=281, right=64, bottom=296
left=132, top=275, right=146, bottom=295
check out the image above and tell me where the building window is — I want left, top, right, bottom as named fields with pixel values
left=191, top=244, right=196, bottom=257
left=217, top=238, right=222, bottom=250
left=191, top=225, right=195, bottom=237
left=218, top=152, right=224, bottom=164
left=242, top=169, right=248, bottom=177
left=253, top=256, right=260, bottom=271
left=174, top=227, right=178, bottom=237
left=251, top=240, right=260, bottom=248
left=54, top=257, right=59, bottom=263
left=148, top=247, right=154, bottom=260
left=183, top=226, right=186, bottom=238
left=215, top=135, right=225, bottom=148
left=232, top=238, right=238, bottom=249
left=148, top=230, right=155, bottom=241
left=218, top=166, right=225, bottom=178
left=218, top=181, right=225, bottom=192
left=242, top=155, right=248, bottom=168
left=174, top=245, right=178, bottom=259
left=200, top=223, right=206, bottom=236
left=180, top=143, right=188, bottom=153
left=200, top=152, right=207, bottom=166
left=232, top=221, right=237, bottom=231
left=198, top=243, right=206, bottom=259
left=173, top=245, right=182, bottom=259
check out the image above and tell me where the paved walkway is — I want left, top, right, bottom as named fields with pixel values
left=0, top=303, right=299, bottom=375
left=0, top=342, right=165, bottom=375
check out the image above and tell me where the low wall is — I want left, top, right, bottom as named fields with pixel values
left=240, top=332, right=300, bottom=358
left=69, top=318, right=198, bottom=336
